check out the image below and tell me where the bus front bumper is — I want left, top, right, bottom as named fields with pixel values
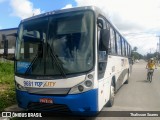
left=16, top=89, right=98, bottom=115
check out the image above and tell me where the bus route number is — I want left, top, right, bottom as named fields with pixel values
left=23, top=81, right=44, bottom=87
left=23, top=81, right=33, bottom=87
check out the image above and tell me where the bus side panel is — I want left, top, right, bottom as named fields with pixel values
left=97, top=56, right=113, bottom=110
left=110, top=56, right=129, bottom=90
left=103, top=55, right=117, bottom=104
left=97, top=77, right=111, bottom=111
left=97, top=55, right=130, bottom=110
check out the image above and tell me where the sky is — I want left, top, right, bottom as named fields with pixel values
left=0, top=0, right=160, bottom=55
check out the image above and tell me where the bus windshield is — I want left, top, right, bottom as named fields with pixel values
left=15, top=11, right=94, bottom=76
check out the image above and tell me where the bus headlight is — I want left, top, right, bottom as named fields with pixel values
left=85, top=80, right=92, bottom=87
left=69, top=73, right=94, bottom=94
left=69, top=80, right=93, bottom=94
left=78, top=85, right=84, bottom=92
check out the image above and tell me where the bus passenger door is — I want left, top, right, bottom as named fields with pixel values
left=97, top=17, right=110, bottom=110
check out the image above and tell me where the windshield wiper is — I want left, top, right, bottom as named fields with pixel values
left=25, top=43, right=43, bottom=75
left=47, top=43, right=66, bottom=78
left=25, top=54, right=38, bottom=75
left=24, top=41, right=66, bottom=77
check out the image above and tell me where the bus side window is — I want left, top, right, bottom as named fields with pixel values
left=98, top=19, right=106, bottom=51
left=121, top=38, right=125, bottom=56
left=116, top=33, right=121, bottom=55
left=110, top=27, right=116, bottom=54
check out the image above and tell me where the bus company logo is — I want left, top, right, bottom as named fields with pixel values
left=2, top=112, right=11, bottom=117
left=43, top=82, right=56, bottom=87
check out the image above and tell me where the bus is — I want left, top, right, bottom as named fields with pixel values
left=8, top=6, right=132, bottom=114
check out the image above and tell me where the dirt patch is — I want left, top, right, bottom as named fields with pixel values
left=0, top=84, right=10, bottom=93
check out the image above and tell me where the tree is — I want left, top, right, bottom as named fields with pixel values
left=133, top=47, right=138, bottom=52
left=131, top=51, right=143, bottom=60
left=131, top=46, right=144, bottom=61
left=146, top=52, right=159, bottom=61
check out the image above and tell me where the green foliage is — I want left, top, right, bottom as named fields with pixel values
left=133, top=47, right=138, bottom=52
left=146, top=52, right=159, bottom=60
left=0, top=87, right=16, bottom=111
left=131, top=46, right=144, bottom=60
left=0, top=61, right=14, bottom=84
left=131, top=51, right=143, bottom=60
left=0, top=61, right=16, bottom=111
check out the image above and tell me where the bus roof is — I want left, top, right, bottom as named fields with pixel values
left=22, top=6, right=101, bottom=22
left=21, top=6, right=131, bottom=47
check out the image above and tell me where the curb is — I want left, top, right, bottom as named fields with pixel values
left=0, top=105, right=24, bottom=120
left=4, top=105, right=24, bottom=112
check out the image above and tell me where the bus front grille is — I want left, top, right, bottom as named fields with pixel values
left=28, top=102, right=71, bottom=112
left=26, top=88, right=71, bottom=95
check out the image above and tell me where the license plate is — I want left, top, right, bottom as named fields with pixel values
left=40, top=98, right=53, bottom=104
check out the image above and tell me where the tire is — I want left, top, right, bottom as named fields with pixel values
left=147, top=72, right=152, bottom=82
left=124, top=72, right=129, bottom=84
left=147, top=72, right=149, bottom=81
left=150, top=72, right=153, bottom=83
left=106, top=82, right=115, bottom=107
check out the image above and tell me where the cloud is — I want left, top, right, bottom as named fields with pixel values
left=126, top=33, right=158, bottom=54
left=75, top=0, right=160, bottom=54
left=76, top=0, right=160, bottom=31
left=62, top=4, right=73, bottom=9
left=10, top=0, right=41, bottom=19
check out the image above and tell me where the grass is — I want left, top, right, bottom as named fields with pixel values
left=0, top=61, right=16, bottom=111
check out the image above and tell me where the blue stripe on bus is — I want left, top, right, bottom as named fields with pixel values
left=16, top=89, right=98, bottom=114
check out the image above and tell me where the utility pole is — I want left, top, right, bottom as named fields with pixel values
left=159, top=36, right=160, bottom=54
left=157, top=36, right=160, bottom=64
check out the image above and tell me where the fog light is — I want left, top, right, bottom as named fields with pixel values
left=78, top=85, right=84, bottom=92
left=85, top=80, right=92, bottom=87
left=17, top=84, right=23, bottom=89
left=16, top=83, right=26, bottom=91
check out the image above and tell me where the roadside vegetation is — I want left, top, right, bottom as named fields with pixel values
left=0, top=61, right=16, bottom=111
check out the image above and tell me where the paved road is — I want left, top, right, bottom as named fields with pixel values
left=1, top=60, right=160, bottom=120
left=105, top=60, right=160, bottom=111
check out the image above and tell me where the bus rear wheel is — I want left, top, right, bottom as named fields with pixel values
left=124, top=71, right=129, bottom=84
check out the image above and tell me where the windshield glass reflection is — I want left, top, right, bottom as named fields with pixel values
left=15, top=11, right=94, bottom=76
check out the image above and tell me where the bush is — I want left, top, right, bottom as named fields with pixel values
left=0, top=61, right=16, bottom=111
left=0, top=61, right=14, bottom=84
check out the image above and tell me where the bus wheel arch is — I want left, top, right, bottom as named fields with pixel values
left=106, top=76, right=116, bottom=107
left=124, top=69, right=130, bottom=84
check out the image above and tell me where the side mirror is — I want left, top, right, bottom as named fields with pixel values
left=99, top=29, right=110, bottom=51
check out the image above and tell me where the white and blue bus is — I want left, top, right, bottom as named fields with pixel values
left=11, top=6, right=132, bottom=114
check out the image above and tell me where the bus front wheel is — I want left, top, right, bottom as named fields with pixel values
left=106, top=82, right=115, bottom=107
